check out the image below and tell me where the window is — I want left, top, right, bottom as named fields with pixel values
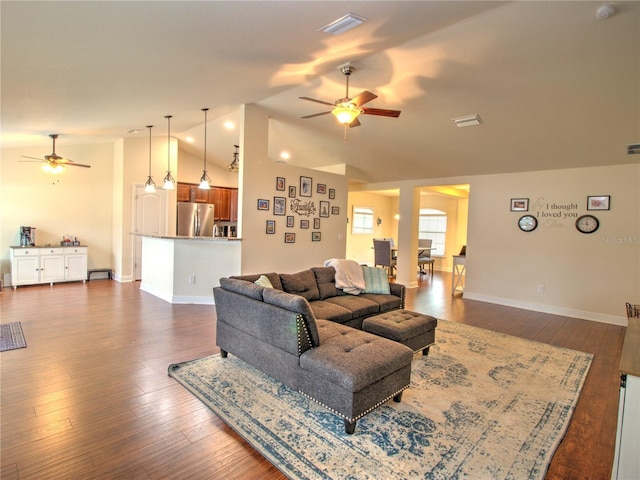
left=352, top=206, right=374, bottom=234
left=419, top=208, right=447, bottom=255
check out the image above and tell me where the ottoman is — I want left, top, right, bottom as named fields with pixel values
left=362, top=310, right=438, bottom=355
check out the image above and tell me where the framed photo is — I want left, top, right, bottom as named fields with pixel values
left=273, top=196, right=286, bottom=216
left=288, top=186, right=296, bottom=198
left=312, top=232, right=321, bottom=242
left=300, top=219, right=309, bottom=229
left=331, top=206, right=340, bottom=215
left=319, top=200, right=330, bottom=218
left=317, top=183, right=326, bottom=194
left=510, top=198, right=529, bottom=212
left=313, top=218, right=320, bottom=229
left=328, top=188, right=335, bottom=200
left=276, top=177, right=285, bottom=191
left=286, top=216, right=294, bottom=228
left=300, top=176, right=312, bottom=197
left=257, top=199, right=269, bottom=210
left=284, top=233, right=295, bottom=243
left=587, top=195, right=610, bottom=211
left=266, top=220, right=275, bottom=234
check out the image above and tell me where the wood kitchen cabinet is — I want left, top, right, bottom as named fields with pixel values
left=176, top=183, right=238, bottom=222
left=176, top=183, right=190, bottom=202
left=230, top=188, right=238, bottom=222
left=210, top=187, right=232, bottom=221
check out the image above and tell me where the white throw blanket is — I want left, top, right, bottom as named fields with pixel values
left=324, top=258, right=365, bottom=295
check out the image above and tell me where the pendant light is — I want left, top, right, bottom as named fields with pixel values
left=228, top=144, right=240, bottom=172
left=198, top=107, right=211, bottom=190
left=162, top=115, right=175, bottom=190
left=144, top=125, right=156, bottom=193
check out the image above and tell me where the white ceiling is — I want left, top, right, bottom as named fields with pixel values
left=2, top=1, right=639, bottom=184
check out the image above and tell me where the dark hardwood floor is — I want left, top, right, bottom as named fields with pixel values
left=0, top=273, right=625, bottom=479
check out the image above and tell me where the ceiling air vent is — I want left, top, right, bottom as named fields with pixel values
left=627, top=144, right=640, bottom=155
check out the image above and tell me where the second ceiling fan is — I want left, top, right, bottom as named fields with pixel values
left=299, top=64, right=401, bottom=128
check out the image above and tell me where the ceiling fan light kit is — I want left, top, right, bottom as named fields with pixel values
left=332, top=105, right=361, bottom=125
left=319, top=13, right=367, bottom=35
left=199, top=108, right=211, bottom=190
left=144, top=125, right=156, bottom=193
left=163, top=115, right=175, bottom=190
left=20, top=133, right=91, bottom=176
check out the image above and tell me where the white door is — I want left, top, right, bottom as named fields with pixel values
left=134, top=186, right=167, bottom=280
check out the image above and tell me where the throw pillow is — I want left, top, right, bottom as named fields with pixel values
left=361, top=266, right=391, bottom=294
left=254, top=275, right=273, bottom=289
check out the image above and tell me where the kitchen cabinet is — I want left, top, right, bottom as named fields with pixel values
left=177, top=183, right=190, bottom=202
left=191, top=186, right=209, bottom=204
left=210, top=187, right=232, bottom=221
left=230, top=188, right=238, bottom=222
left=10, top=246, right=88, bottom=288
left=176, top=183, right=238, bottom=222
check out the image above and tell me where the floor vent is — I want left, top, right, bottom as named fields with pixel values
left=627, top=144, right=640, bottom=155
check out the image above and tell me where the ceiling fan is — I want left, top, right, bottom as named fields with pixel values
left=20, top=134, right=91, bottom=173
left=299, top=64, right=401, bottom=128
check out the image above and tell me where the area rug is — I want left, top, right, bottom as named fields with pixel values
left=168, top=320, right=592, bottom=480
left=0, top=322, right=27, bottom=352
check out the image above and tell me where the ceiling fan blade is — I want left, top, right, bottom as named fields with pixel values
left=362, top=107, right=402, bottom=118
left=21, top=155, right=45, bottom=161
left=301, top=111, right=332, bottom=119
left=66, top=162, right=91, bottom=168
left=348, top=117, right=361, bottom=128
left=299, top=96, right=335, bottom=107
left=351, top=91, right=377, bottom=107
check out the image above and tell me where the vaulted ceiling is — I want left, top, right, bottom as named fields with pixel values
left=2, top=1, right=638, bottom=184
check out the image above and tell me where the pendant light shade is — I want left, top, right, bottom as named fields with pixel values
left=332, top=104, right=362, bottom=125
left=228, top=144, right=240, bottom=172
left=144, top=125, right=156, bottom=193
left=162, top=115, right=175, bottom=190
left=199, top=108, right=211, bottom=190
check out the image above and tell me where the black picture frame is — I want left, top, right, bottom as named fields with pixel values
left=313, top=218, right=320, bottom=229
left=328, top=188, right=335, bottom=200
left=257, top=199, right=269, bottom=210
left=273, top=196, right=286, bottom=216
left=284, top=232, right=295, bottom=243
left=288, top=186, right=296, bottom=198
left=286, top=216, right=294, bottom=228
left=510, top=198, right=529, bottom=212
left=319, top=201, right=330, bottom=218
left=312, top=232, right=321, bottom=242
left=300, top=219, right=309, bottom=229
left=587, top=195, right=610, bottom=211
left=266, top=220, right=275, bottom=234
left=317, top=183, right=326, bottom=194
left=331, top=206, right=339, bottom=215
left=300, top=176, right=312, bottom=197
left=276, top=177, right=285, bottom=191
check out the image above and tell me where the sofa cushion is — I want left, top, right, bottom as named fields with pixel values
left=311, top=266, right=338, bottom=299
left=359, top=293, right=402, bottom=312
left=280, top=270, right=320, bottom=302
left=361, top=266, right=390, bottom=295
left=231, top=272, right=283, bottom=291
left=262, top=288, right=320, bottom=347
left=308, top=300, right=352, bottom=324
left=219, top=277, right=264, bottom=301
left=324, top=295, right=380, bottom=318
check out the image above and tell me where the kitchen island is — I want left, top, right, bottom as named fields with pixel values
left=138, top=235, right=241, bottom=304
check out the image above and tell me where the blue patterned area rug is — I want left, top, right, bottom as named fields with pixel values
left=0, top=322, right=27, bottom=352
left=168, top=320, right=592, bottom=480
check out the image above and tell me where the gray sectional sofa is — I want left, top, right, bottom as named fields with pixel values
left=213, top=266, right=414, bottom=433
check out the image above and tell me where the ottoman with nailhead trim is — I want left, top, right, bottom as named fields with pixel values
left=362, top=309, right=438, bottom=355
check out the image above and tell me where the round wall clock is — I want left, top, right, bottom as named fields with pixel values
left=575, top=214, right=599, bottom=234
left=518, top=215, right=538, bottom=232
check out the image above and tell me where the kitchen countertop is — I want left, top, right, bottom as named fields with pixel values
left=133, top=234, right=241, bottom=241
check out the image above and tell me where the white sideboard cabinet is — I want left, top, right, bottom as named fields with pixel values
left=10, top=246, right=88, bottom=288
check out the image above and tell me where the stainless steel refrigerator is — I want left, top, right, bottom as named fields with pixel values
left=176, top=203, right=215, bottom=237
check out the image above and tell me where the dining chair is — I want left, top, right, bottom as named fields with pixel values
left=417, top=239, right=434, bottom=275
left=373, top=239, right=396, bottom=277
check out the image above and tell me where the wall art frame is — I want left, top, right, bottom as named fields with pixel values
left=276, top=177, right=285, bottom=191
left=300, top=176, right=312, bottom=197
left=331, top=206, right=340, bottom=215
left=510, top=198, right=529, bottom=212
left=328, top=188, right=335, bottom=199
left=587, top=195, right=610, bottom=211
left=266, top=220, right=275, bottom=234
left=286, top=216, right=294, bottom=228
left=273, top=196, right=286, bottom=216
left=288, top=186, right=296, bottom=198
left=317, top=183, right=326, bottom=194
left=312, top=232, right=321, bottom=242
left=285, top=232, right=296, bottom=243
left=257, top=199, right=269, bottom=211
left=319, top=200, right=330, bottom=218
left=314, top=218, right=320, bottom=229
left=300, top=219, right=309, bottom=229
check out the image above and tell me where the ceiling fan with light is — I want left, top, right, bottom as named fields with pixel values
left=20, top=134, right=91, bottom=173
left=299, top=64, right=401, bottom=128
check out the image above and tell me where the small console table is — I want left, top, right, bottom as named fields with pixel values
left=451, top=255, right=466, bottom=295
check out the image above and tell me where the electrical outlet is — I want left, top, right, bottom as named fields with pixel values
left=537, top=284, right=545, bottom=293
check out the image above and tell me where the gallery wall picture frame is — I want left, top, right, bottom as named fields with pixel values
left=257, top=199, right=270, bottom=210
left=331, top=206, right=340, bottom=215
left=317, top=183, right=326, bottom=194
left=510, top=198, right=529, bottom=212
left=266, top=220, right=276, bottom=234
left=300, top=219, right=309, bottom=229
left=276, top=177, right=285, bottom=191
left=285, top=232, right=296, bottom=243
left=300, top=176, right=312, bottom=197
left=312, top=232, right=321, bottom=242
left=286, top=216, right=294, bottom=228
left=273, top=196, right=286, bottom=215
left=314, top=218, right=320, bottom=229
left=288, top=186, right=296, bottom=198
left=587, top=195, right=610, bottom=211
left=328, top=188, right=335, bottom=200
left=319, top=200, right=330, bottom=217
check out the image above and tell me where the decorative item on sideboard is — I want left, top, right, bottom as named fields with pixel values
left=61, top=234, right=81, bottom=246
